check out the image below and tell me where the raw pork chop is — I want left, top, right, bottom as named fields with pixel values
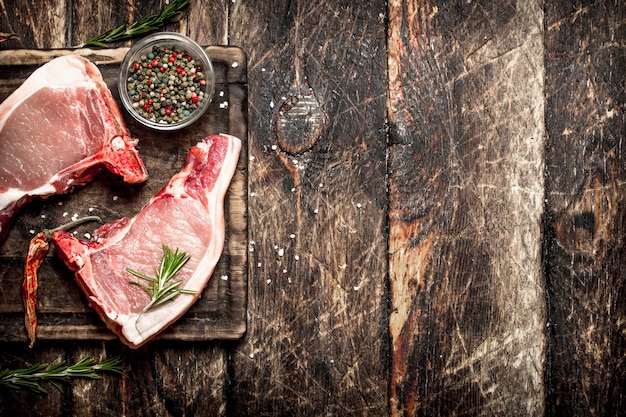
left=0, top=55, right=148, bottom=243
left=52, top=134, right=242, bottom=348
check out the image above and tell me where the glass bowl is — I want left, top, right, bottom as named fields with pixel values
left=118, top=32, right=215, bottom=131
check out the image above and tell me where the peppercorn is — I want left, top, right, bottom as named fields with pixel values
left=127, top=44, right=207, bottom=125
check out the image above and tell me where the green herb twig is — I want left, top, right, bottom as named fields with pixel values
left=127, top=245, right=198, bottom=312
left=0, top=356, right=123, bottom=394
left=77, top=0, right=189, bottom=48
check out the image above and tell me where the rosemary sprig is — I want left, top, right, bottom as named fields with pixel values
left=127, top=245, right=198, bottom=312
left=77, top=0, right=189, bottom=48
left=0, top=356, right=123, bottom=394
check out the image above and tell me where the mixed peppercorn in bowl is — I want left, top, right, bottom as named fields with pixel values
left=118, top=32, right=215, bottom=131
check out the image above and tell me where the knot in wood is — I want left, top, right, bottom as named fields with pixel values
left=274, top=91, right=325, bottom=155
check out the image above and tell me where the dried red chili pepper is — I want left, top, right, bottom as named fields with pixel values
left=23, top=216, right=100, bottom=348
left=23, top=232, right=48, bottom=348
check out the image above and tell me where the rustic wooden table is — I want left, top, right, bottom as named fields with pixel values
left=0, top=1, right=624, bottom=416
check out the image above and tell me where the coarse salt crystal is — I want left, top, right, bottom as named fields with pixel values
left=40, top=214, right=46, bottom=219
left=353, top=286, right=360, bottom=291
left=291, top=188, right=296, bottom=192
left=113, top=196, right=119, bottom=201
left=271, top=144, right=277, bottom=150
left=29, top=229, right=35, bottom=234
left=84, top=233, right=91, bottom=239
left=63, top=212, right=68, bottom=217
left=250, top=192, right=256, bottom=197
left=249, top=155, right=256, bottom=161
left=314, top=208, right=319, bottom=214
left=289, top=233, right=296, bottom=239
left=57, top=201, right=63, bottom=206
left=219, top=91, right=225, bottom=97
left=282, top=269, right=287, bottom=273
left=270, top=100, right=275, bottom=108
left=356, top=203, right=362, bottom=208
left=88, top=207, right=94, bottom=212
left=232, top=61, right=239, bottom=68
left=266, top=279, right=272, bottom=284
left=249, top=353, right=254, bottom=359
left=221, top=275, right=229, bottom=281
left=278, top=248, right=284, bottom=256
left=294, top=254, right=300, bottom=261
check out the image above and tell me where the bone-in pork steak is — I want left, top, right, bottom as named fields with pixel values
left=0, top=55, right=148, bottom=243
left=52, top=134, right=242, bottom=348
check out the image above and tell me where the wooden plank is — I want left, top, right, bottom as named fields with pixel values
left=0, top=0, right=67, bottom=48
left=228, top=0, right=389, bottom=415
left=544, top=2, right=626, bottom=415
left=387, top=0, right=545, bottom=415
left=0, top=346, right=68, bottom=416
left=184, top=0, right=229, bottom=45
left=0, top=45, right=248, bottom=344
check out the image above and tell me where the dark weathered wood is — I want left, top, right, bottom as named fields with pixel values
left=0, top=0, right=66, bottom=48
left=544, top=2, right=626, bottom=415
left=0, top=46, right=248, bottom=344
left=2, top=0, right=626, bottom=416
left=387, top=0, right=545, bottom=415
left=228, top=0, right=389, bottom=415
left=185, top=0, right=229, bottom=45
left=0, top=345, right=68, bottom=416
left=70, top=0, right=140, bottom=48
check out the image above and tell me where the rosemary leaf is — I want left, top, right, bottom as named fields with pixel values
left=78, top=0, right=189, bottom=48
left=0, top=356, right=123, bottom=394
left=127, top=244, right=198, bottom=312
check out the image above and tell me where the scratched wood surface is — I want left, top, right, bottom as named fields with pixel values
left=388, top=0, right=546, bottom=414
left=228, top=0, right=389, bottom=414
left=0, top=0, right=625, bottom=416
left=543, top=1, right=626, bottom=415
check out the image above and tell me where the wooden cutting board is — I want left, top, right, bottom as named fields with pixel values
left=0, top=46, right=247, bottom=344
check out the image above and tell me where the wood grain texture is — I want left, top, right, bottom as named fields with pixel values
left=228, top=0, right=389, bottom=415
left=0, top=346, right=68, bottom=416
left=387, top=0, right=545, bottom=415
left=70, top=0, right=141, bottom=48
left=184, top=0, right=229, bottom=45
left=0, top=0, right=66, bottom=48
left=2, top=0, right=625, bottom=416
left=544, top=1, right=626, bottom=415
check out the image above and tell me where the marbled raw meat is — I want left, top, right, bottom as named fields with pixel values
left=52, top=134, right=241, bottom=348
left=0, top=55, right=148, bottom=243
